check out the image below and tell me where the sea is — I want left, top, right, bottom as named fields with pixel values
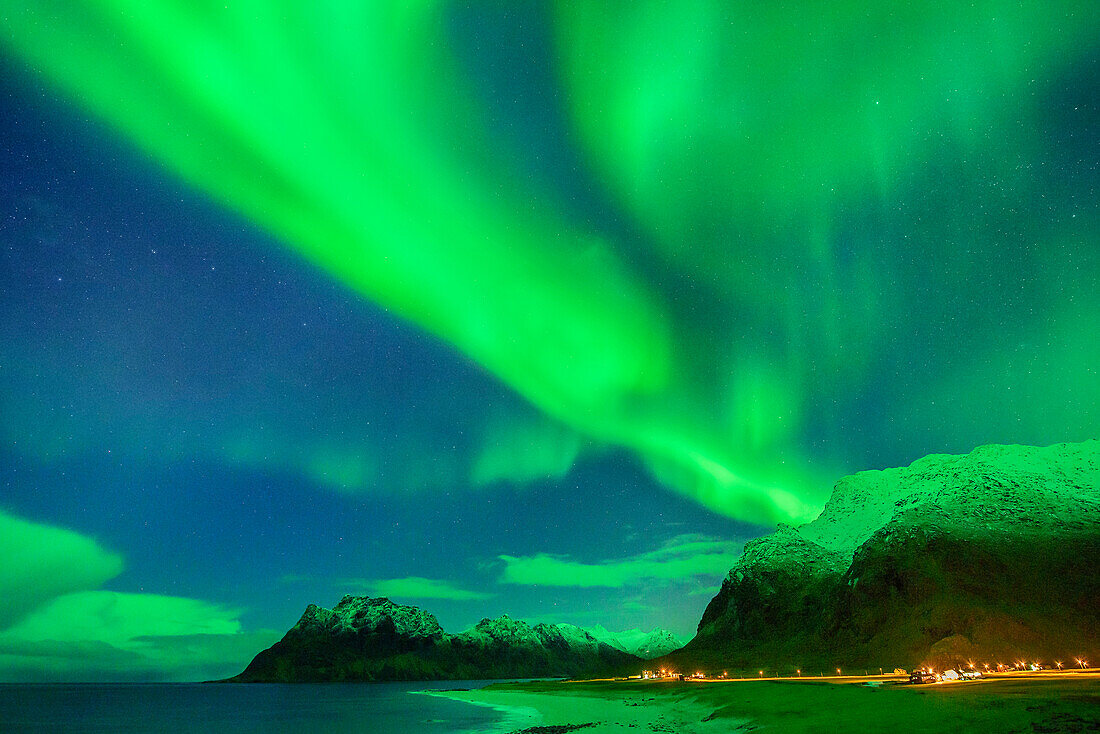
left=0, top=681, right=540, bottom=734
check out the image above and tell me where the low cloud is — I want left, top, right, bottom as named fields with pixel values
left=341, top=576, right=494, bottom=601
left=0, top=630, right=280, bottom=683
left=498, top=534, right=742, bottom=588
left=0, top=509, right=272, bottom=681
left=0, top=509, right=124, bottom=627
left=128, top=631, right=282, bottom=681
left=0, top=638, right=149, bottom=682
left=0, top=590, right=266, bottom=682
left=1, top=591, right=241, bottom=647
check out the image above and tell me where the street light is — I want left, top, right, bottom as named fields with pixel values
left=836, top=668, right=842, bottom=676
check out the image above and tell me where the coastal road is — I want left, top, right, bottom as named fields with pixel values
left=599, top=667, right=1100, bottom=687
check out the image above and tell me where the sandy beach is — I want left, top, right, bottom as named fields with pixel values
left=436, top=673, right=1100, bottom=733
left=434, top=684, right=743, bottom=733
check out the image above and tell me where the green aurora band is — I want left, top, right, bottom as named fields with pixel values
left=3, top=1, right=1097, bottom=523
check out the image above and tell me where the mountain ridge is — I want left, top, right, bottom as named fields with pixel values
left=580, top=624, right=684, bottom=660
left=230, top=596, right=676, bottom=682
left=663, top=440, right=1100, bottom=672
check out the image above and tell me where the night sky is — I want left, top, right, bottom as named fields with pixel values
left=1, top=2, right=1097, bottom=681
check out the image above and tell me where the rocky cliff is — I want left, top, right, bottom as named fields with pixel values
left=232, top=596, right=642, bottom=682
left=666, top=440, right=1100, bottom=672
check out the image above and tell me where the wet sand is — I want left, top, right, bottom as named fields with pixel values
left=437, top=674, right=1100, bottom=733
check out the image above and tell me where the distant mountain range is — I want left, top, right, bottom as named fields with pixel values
left=231, top=596, right=680, bottom=682
left=580, top=624, right=683, bottom=660
left=662, top=440, right=1100, bottom=673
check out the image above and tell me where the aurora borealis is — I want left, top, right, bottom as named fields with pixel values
left=1, top=2, right=1097, bottom=680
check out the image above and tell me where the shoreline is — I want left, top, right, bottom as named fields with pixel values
left=416, top=690, right=544, bottom=732
left=435, top=675, right=1099, bottom=733
left=433, top=684, right=749, bottom=733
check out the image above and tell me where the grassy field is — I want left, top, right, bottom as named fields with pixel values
left=439, top=673, right=1100, bottom=733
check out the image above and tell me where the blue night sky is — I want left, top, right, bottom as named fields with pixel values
left=1, top=2, right=1097, bottom=680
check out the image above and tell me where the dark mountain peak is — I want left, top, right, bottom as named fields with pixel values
left=290, top=603, right=335, bottom=634
left=463, top=614, right=542, bottom=646
left=288, top=596, right=444, bottom=641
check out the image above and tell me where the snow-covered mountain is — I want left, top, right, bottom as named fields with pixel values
left=233, top=598, right=640, bottom=682
left=292, top=596, right=445, bottom=640
left=580, top=624, right=684, bottom=659
left=665, top=440, right=1100, bottom=672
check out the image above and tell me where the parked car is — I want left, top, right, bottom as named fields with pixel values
left=909, top=670, right=937, bottom=684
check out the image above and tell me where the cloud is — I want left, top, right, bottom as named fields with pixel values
left=128, top=631, right=283, bottom=681
left=0, top=591, right=269, bottom=682
left=1, top=591, right=240, bottom=646
left=0, top=638, right=150, bottom=682
left=0, top=510, right=271, bottom=681
left=498, top=534, right=742, bottom=588
left=0, top=630, right=281, bottom=683
left=0, top=509, right=123, bottom=627
left=341, top=576, right=494, bottom=601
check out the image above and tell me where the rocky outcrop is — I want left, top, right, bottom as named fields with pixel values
left=667, top=440, right=1100, bottom=672
left=232, top=597, right=640, bottom=682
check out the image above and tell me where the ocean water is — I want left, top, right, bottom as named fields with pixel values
left=0, top=681, right=537, bottom=734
